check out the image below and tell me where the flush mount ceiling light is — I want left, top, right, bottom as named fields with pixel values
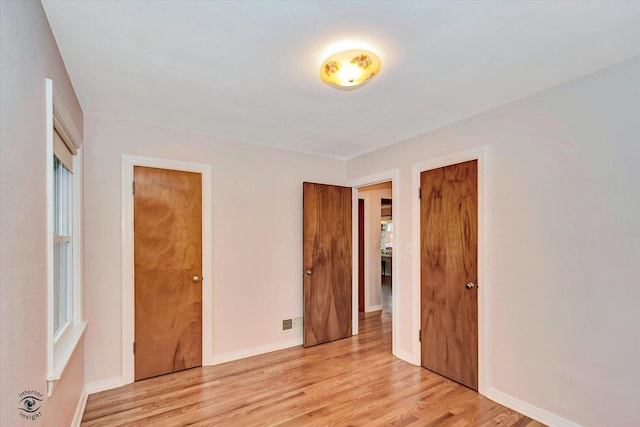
left=320, top=49, right=381, bottom=90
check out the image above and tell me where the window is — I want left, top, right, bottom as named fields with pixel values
left=381, top=220, right=393, bottom=254
left=53, top=154, right=72, bottom=340
left=46, top=79, right=86, bottom=396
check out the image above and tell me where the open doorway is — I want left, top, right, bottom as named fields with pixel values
left=357, top=182, right=393, bottom=329
left=380, top=197, right=393, bottom=314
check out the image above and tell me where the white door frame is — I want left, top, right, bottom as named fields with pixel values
left=121, top=154, right=213, bottom=384
left=346, top=169, right=400, bottom=356
left=411, top=146, right=488, bottom=394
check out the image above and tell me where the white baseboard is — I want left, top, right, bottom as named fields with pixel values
left=209, top=337, right=303, bottom=366
left=85, top=376, right=126, bottom=395
left=366, top=305, right=383, bottom=313
left=71, top=388, right=88, bottom=427
left=485, top=387, right=580, bottom=427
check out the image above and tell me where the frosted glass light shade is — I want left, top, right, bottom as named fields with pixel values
left=320, top=49, right=381, bottom=89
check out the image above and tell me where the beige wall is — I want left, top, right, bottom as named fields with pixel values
left=0, top=1, right=85, bottom=425
left=346, top=57, right=640, bottom=426
left=83, top=115, right=346, bottom=386
left=358, top=183, right=392, bottom=311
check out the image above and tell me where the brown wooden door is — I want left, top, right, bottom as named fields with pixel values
left=303, top=182, right=352, bottom=347
left=134, top=166, right=202, bottom=380
left=420, top=160, right=478, bottom=390
left=358, top=199, right=365, bottom=313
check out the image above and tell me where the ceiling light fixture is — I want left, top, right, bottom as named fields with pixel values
left=320, top=49, right=381, bottom=90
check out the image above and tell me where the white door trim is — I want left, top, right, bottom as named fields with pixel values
left=346, top=169, right=400, bottom=357
left=411, top=146, right=488, bottom=394
left=121, top=154, right=214, bottom=385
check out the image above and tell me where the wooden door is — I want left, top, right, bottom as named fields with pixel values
left=303, top=182, right=352, bottom=347
left=358, top=199, right=365, bottom=313
left=134, top=166, right=202, bottom=380
left=420, top=160, right=478, bottom=390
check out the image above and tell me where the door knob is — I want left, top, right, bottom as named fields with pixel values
left=192, top=276, right=201, bottom=283
left=465, top=282, right=475, bottom=290
left=305, top=269, right=313, bottom=276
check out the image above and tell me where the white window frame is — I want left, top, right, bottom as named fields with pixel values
left=46, top=79, right=87, bottom=396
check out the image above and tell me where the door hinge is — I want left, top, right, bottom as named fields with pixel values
left=132, top=181, right=135, bottom=195
left=418, top=329, right=422, bottom=342
left=133, top=342, right=135, bottom=355
left=418, top=187, right=422, bottom=200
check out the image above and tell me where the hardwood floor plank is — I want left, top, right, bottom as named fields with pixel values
left=83, top=285, right=544, bottom=426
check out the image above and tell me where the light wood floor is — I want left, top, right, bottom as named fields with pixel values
left=82, top=283, right=543, bottom=426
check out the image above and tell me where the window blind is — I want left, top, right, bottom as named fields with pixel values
left=53, top=128, right=73, bottom=173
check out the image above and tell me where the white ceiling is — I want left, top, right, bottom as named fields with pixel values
left=42, top=1, right=640, bottom=160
